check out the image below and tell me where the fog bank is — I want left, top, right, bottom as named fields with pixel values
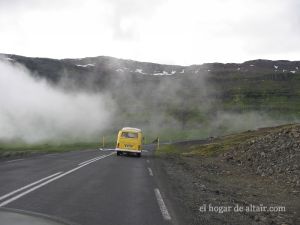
left=0, top=60, right=114, bottom=143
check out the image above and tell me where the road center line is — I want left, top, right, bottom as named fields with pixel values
left=154, top=188, right=171, bottom=220
left=99, top=148, right=115, bottom=151
left=0, top=172, right=62, bottom=202
left=78, top=155, right=108, bottom=166
left=0, top=152, right=114, bottom=207
left=148, top=167, right=153, bottom=176
left=146, top=160, right=150, bottom=163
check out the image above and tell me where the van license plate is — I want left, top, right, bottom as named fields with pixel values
left=125, top=144, right=133, bottom=148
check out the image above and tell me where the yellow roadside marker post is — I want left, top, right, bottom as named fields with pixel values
left=102, top=136, right=105, bottom=149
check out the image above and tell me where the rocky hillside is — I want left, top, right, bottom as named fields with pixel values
left=224, top=124, right=300, bottom=187
left=156, top=124, right=300, bottom=225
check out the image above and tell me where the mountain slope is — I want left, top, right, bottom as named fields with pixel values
left=1, top=53, right=300, bottom=139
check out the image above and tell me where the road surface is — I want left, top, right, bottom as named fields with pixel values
left=0, top=145, right=174, bottom=225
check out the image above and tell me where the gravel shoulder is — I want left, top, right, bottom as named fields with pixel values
left=154, top=124, right=300, bottom=225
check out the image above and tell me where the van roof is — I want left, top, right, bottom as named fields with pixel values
left=121, top=127, right=141, bottom=132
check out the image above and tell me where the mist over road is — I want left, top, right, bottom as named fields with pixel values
left=0, top=60, right=113, bottom=143
left=0, top=146, right=173, bottom=225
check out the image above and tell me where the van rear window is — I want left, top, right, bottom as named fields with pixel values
left=121, top=132, right=138, bottom=138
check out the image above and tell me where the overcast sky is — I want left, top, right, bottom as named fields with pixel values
left=0, top=0, right=299, bottom=65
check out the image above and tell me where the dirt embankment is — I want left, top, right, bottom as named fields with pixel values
left=156, top=124, right=300, bottom=225
left=224, top=125, right=299, bottom=187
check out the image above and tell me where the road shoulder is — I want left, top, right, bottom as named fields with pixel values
left=152, top=124, right=300, bottom=225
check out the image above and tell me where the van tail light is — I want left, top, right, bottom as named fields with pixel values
left=117, top=143, right=120, bottom=148
left=138, top=145, right=141, bottom=150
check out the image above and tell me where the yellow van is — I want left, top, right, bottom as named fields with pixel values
left=116, top=127, right=143, bottom=157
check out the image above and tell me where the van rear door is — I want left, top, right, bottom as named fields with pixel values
left=119, top=132, right=139, bottom=150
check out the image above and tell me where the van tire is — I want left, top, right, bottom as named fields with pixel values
left=137, top=153, right=141, bottom=157
left=117, top=151, right=121, bottom=156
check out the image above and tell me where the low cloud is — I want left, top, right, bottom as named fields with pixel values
left=0, top=60, right=114, bottom=143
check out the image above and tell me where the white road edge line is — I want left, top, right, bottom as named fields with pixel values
left=0, top=172, right=62, bottom=202
left=6, top=159, right=24, bottom=163
left=148, top=167, right=153, bottom=176
left=0, top=152, right=115, bottom=207
left=154, top=188, right=171, bottom=220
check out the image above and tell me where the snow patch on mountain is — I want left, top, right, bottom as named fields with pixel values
left=76, top=64, right=95, bottom=67
left=4, top=57, right=14, bottom=61
left=135, top=69, right=147, bottom=74
left=153, top=71, right=174, bottom=76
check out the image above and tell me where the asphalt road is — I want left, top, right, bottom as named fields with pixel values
left=0, top=145, right=173, bottom=225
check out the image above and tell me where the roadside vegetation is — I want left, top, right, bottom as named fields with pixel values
left=0, top=142, right=97, bottom=159
left=0, top=140, right=116, bottom=159
left=156, top=123, right=298, bottom=157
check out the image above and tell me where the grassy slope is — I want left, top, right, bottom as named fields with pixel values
left=0, top=142, right=97, bottom=158
left=156, top=123, right=299, bottom=157
left=0, top=140, right=117, bottom=159
left=215, top=71, right=300, bottom=115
